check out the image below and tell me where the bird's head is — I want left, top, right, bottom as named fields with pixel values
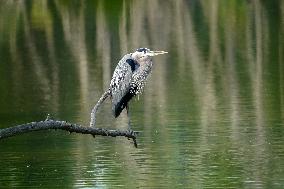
left=131, top=48, right=168, bottom=62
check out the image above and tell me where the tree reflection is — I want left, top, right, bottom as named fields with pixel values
left=0, top=0, right=283, bottom=188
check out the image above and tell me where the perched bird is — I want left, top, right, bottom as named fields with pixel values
left=90, top=48, right=167, bottom=128
left=109, top=48, right=167, bottom=129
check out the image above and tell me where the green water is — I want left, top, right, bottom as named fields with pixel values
left=0, top=0, right=284, bottom=188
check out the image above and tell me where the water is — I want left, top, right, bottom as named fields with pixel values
left=0, top=0, right=284, bottom=188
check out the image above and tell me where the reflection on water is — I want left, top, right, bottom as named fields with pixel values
left=0, top=0, right=284, bottom=188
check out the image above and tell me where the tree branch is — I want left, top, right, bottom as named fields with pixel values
left=0, top=119, right=138, bottom=147
left=0, top=90, right=140, bottom=147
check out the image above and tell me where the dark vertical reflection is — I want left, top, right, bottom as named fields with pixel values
left=0, top=0, right=283, bottom=188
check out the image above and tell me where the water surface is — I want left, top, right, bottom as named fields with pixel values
left=0, top=0, right=284, bottom=188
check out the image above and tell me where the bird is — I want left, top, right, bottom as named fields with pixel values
left=109, top=48, right=167, bottom=130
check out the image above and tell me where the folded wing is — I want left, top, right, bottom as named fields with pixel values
left=110, top=55, right=139, bottom=117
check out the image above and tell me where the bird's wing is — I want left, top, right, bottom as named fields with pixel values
left=110, top=55, right=138, bottom=117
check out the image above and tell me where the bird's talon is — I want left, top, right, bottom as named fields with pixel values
left=127, top=129, right=134, bottom=134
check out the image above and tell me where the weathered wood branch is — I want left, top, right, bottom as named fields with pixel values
left=0, top=119, right=138, bottom=147
left=0, top=90, right=140, bottom=147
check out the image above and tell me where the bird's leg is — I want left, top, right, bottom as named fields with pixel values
left=126, top=103, right=132, bottom=131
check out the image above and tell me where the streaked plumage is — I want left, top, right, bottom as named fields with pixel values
left=109, top=48, right=168, bottom=121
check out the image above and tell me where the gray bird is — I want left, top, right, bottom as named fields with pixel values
left=110, top=48, right=167, bottom=129
left=90, top=48, right=167, bottom=129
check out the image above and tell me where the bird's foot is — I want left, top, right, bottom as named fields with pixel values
left=127, top=128, right=134, bottom=135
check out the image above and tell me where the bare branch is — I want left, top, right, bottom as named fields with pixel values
left=0, top=119, right=138, bottom=147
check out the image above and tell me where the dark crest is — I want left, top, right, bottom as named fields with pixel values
left=136, top=48, right=149, bottom=53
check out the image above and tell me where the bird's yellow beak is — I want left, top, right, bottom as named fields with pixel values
left=147, top=50, right=168, bottom=56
